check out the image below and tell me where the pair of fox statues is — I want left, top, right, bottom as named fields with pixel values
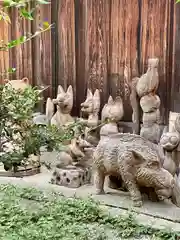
left=3, top=58, right=180, bottom=208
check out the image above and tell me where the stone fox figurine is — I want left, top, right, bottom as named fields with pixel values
left=100, top=95, right=124, bottom=136
left=81, top=89, right=100, bottom=127
left=80, top=89, right=100, bottom=145
left=42, top=135, right=92, bottom=170
left=93, top=133, right=175, bottom=207
left=46, top=85, right=74, bottom=127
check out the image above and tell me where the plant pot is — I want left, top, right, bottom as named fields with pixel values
left=0, top=154, right=41, bottom=178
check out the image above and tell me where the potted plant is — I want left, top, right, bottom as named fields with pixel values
left=0, top=84, right=44, bottom=176
left=0, top=84, right=87, bottom=177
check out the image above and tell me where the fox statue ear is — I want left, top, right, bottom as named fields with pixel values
left=107, top=95, right=114, bottom=105
left=66, top=85, right=73, bottom=111
left=21, top=77, right=29, bottom=84
left=66, top=85, right=73, bottom=96
left=57, top=85, right=65, bottom=95
left=86, top=89, right=93, bottom=99
left=93, top=89, right=100, bottom=113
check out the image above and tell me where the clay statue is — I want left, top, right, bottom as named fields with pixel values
left=132, top=58, right=161, bottom=143
left=80, top=89, right=100, bottom=145
left=158, top=113, right=180, bottom=208
left=160, top=132, right=180, bottom=176
left=44, top=136, right=92, bottom=169
left=46, top=85, right=74, bottom=127
left=93, top=133, right=174, bottom=207
left=100, top=95, right=124, bottom=137
left=136, top=58, right=159, bottom=97
left=81, top=89, right=100, bottom=127
left=3, top=77, right=30, bottom=91
left=49, top=136, right=93, bottom=188
left=3, top=77, right=47, bottom=94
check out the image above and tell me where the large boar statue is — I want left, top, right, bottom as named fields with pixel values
left=93, top=133, right=175, bottom=207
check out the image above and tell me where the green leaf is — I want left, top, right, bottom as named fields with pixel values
left=7, top=36, right=26, bottom=48
left=3, top=0, right=16, bottom=7
left=20, top=8, right=34, bottom=20
left=7, top=67, right=16, bottom=73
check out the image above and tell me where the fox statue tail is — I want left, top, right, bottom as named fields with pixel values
left=46, top=98, right=54, bottom=124
left=130, top=77, right=140, bottom=134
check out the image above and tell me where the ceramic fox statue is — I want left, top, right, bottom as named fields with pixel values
left=46, top=85, right=74, bottom=127
left=80, top=89, right=101, bottom=146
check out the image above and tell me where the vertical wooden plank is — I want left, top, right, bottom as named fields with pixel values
left=109, top=0, right=139, bottom=121
left=22, top=3, right=33, bottom=82
left=172, top=1, right=180, bottom=114
left=0, top=10, right=9, bottom=82
left=9, top=8, right=23, bottom=79
left=32, top=2, right=41, bottom=87
left=75, top=0, right=87, bottom=115
left=51, top=0, right=58, bottom=97
left=57, top=0, right=76, bottom=115
left=40, top=2, right=52, bottom=99
left=86, top=0, right=109, bottom=105
left=140, top=0, right=172, bottom=124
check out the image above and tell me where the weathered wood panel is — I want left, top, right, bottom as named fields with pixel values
left=140, top=0, right=173, bottom=124
left=172, top=1, right=180, bottom=114
left=0, top=0, right=178, bottom=123
left=109, top=0, right=139, bottom=121
left=53, top=0, right=77, bottom=114
left=0, top=15, right=9, bottom=82
left=8, top=6, right=33, bottom=82
left=39, top=3, right=52, bottom=98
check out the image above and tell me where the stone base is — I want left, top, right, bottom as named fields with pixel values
left=50, top=165, right=91, bottom=188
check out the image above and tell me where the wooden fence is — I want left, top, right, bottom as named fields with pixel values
left=0, top=0, right=180, bottom=124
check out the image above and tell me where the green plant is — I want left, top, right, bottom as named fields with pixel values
left=0, top=0, right=53, bottom=77
left=0, top=184, right=179, bottom=240
left=39, top=121, right=86, bottom=151
left=0, top=84, right=41, bottom=170
left=0, top=84, right=86, bottom=171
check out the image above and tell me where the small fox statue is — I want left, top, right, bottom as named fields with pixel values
left=46, top=85, right=74, bottom=127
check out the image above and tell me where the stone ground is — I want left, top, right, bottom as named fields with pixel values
left=0, top=165, right=180, bottom=235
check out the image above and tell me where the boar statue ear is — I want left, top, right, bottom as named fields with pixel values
left=147, top=161, right=160, bottom=170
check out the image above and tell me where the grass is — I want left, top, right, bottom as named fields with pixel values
left=0, top=184, right=179, bottom=239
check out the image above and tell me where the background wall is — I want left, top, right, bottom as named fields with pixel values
left=0, top=0, right=179, bottom=124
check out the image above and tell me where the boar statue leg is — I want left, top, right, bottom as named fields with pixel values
left=118, top=151, right=142, bottom=207
left=94, top=168, right=105, bottom=194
